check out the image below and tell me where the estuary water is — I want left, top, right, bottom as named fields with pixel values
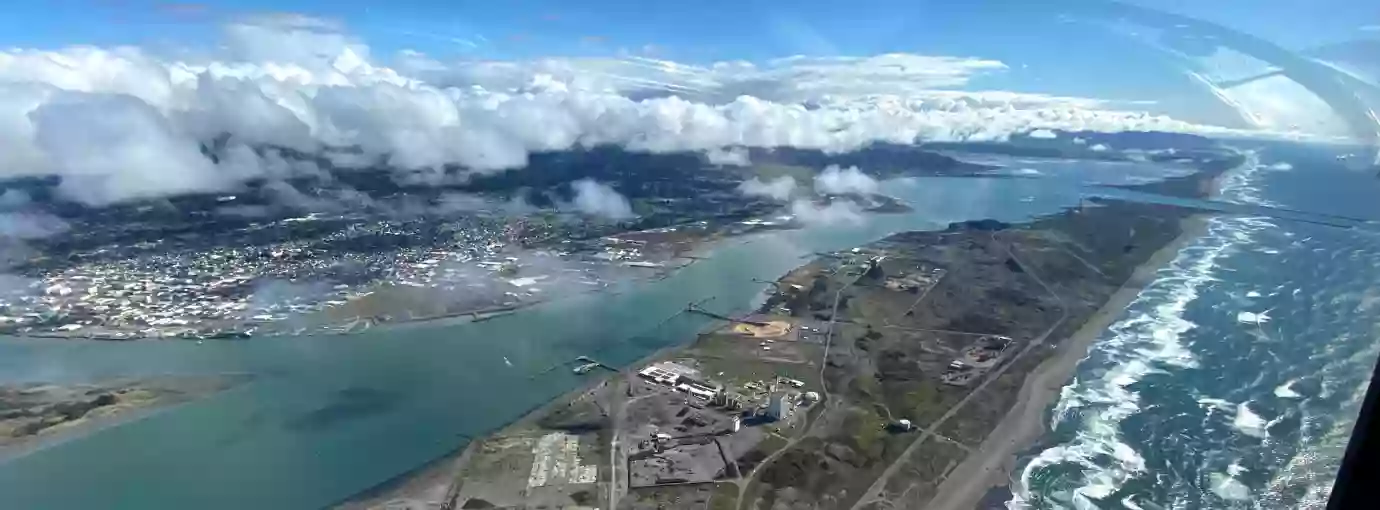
left=1, top=144, right=1372, bottom=509
left=0, top=174, right=1080, bottom=510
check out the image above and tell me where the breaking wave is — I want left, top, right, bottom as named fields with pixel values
left=1010, top=148, right=1380, bottom=509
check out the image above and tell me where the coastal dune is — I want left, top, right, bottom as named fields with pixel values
left=923, top=214, right=1211, bottom=510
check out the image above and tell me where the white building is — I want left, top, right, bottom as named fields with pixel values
left=638, top=365, right=682, bottom=386
left=764, top=395, right=788, bottom=421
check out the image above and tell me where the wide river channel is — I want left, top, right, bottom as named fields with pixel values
left=0, top=170, right=1167, bottom=509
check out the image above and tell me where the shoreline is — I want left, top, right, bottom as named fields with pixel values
left=0, top=374, right=251, bottom=462
left=923, top=214, right=1209, bottom=510
left=332, top=317, right=715, bottom=509
left=923, top=166, right=1227, bottom=509
left=1, top=245, right=717, bottom=343
left=328, top=163, right=1232, bottom=509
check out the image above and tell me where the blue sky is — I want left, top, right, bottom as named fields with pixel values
left=0, top=0, right=1374, bottom=205
left=1, top=0, right=1376, bottom=132
left=7, top=0, right=1374, bottom=58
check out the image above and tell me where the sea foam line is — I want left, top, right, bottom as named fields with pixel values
left=1010, top=152, right=1276, bottom=509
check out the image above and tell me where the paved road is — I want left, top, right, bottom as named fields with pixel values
left=848, top=233, right=1069, bottom=510
left=609, top=376, right=629, bottom=510
left=735, top=269, right=863, bottom=510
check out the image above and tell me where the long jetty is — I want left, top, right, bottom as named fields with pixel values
left=685, top=303, right=768, bottom=327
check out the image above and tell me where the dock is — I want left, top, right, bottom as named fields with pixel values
left=574, top=356, right=618, bottom=373
left=530, top=355, right=617, bottom=379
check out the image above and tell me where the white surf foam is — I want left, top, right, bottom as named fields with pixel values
left=1011, top=150, right=1275, bottom=508
left=1233, top=402, right=1270, bottom=439
left=1262, top=355, right=1376, bottom=509
left=1219, top=151, right=1281, bottom=208
left=1210, top=472, right=1253, bottom=501
left=1274, top=379, right=1302, bottom=399
left=1197, top=397, right=1234, bottom=413
left=1228, top=460, right=1248, bottom=477
left=1013, top=227, right=1233, bottom=507
left=1236, top=310, right=1271, bottom=324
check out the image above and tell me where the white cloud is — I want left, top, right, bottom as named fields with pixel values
left=569, top=178, right=634, bottom=220
left=789, top=199, right=864, bottom=226
left=0, top=189, right=31, bottom=209
left=1266, top=162, right=1293, bottom=171
left=1088, top=143, right=1110, bottom=152
left=223, top=14, right=368, bottom=67
left=737, top=176, right=797, bottom=200
left=705, top=54, right=1007, bottom=103
left=815, top=165, right=878, bottom=195
left=1027, top=128, right=1057, bottom=139
left=0, top=211, right=68, bottom=239
left=706, top=146, right=751, bottom=166
left=0, top=16, right=1285, bottom=206
left=31, top=91, right=236, bottom=205
left=1072, top=137, right=1088, bottom=145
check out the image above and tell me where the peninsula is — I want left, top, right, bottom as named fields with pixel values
left=339, top=161, right=1227, bottom=510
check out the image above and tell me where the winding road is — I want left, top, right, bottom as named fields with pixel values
left=847, top=233, right=1069, bottom=510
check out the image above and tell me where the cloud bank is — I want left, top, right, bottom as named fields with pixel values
left=0, top=212, right=69, bottom=240
left=705, top=147, right=751, bottom=166
left=568, top=179, right=634, bottom=220
left=737, top=176, right=798, bottom=200
left=790, top=199, right=865, bottom=226
left=815, top=165, right=879, bottom=195
left=0, top=16, right=1274, bottom=207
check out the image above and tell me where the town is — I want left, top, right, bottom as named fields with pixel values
left=0, top=202, right=813, bottom=340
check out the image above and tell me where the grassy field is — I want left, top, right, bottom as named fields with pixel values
left=709, top=482, right=740, bottom=510
left=685, top=333, right=822, bottom=389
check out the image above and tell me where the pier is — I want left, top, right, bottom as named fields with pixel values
left=574, top=356, right=618, bottom=373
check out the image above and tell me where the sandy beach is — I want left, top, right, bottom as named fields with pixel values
left=922, top=213, right=1211, bottom=510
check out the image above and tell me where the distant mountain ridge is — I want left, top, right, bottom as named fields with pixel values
left=0, top=142, right=988, bottom=219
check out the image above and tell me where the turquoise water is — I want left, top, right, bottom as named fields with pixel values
left=0, top=176, right=1082, bottom=509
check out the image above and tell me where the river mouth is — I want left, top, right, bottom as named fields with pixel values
left=0, top=172, right=1171, bottom=509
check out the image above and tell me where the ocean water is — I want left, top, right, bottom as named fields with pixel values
left=1012, top=144, right=1380, bottom=509
left=1, top=144, right=1370, bottom=509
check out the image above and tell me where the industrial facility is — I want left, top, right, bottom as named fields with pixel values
left=624, top=356, right=818, bottom=487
